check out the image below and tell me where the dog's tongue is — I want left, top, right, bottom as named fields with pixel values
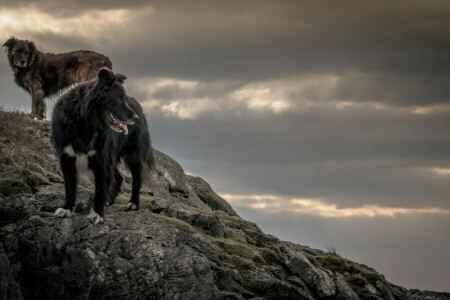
left=120, top=123, right=128, bottom=135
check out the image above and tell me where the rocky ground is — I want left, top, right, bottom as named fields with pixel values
left=1, top=110, right=449, bottom=300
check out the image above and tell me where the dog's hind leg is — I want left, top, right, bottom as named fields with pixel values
left=125, top=156, right=142, bottom=211
left=109, top=168, right=123, bottom=206
left=55, top=154, right=77, bottom=218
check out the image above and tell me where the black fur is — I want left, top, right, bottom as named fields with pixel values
left=51, top=68, right=154, bottom=220
left=3, top=37, right=112, bottom=119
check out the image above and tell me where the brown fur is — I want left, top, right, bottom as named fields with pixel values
left=3, top=37, right=112, bottom=119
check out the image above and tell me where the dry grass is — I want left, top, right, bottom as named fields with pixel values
left=0, top=108, right=62, bottom=197
left=307, top=250, right=385, bottom=297
left=155, top=214, right=198, bottom=234
left=213, top=210, right=261, bottom=232
left=115, top=192, right=153, bottom=211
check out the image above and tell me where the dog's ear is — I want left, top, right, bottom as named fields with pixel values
left=26, top=40, right=36, bottom=54
left=3, top=37, right=17, bottom=52
left=97, top=67, right=115, bottom=90
left=26, top=40, right=37, bottom=63
left=115, top=74, right=127, bottom=84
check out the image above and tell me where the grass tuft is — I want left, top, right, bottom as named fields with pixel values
left=224, top=226, right=247, bottom=244
left=213, top=238, right=264, bottom=264
left=213, top=210, right=261, bottom=232
left=308, top=250, right=385, bottom=298
left=257, top=247, right=283, bottom=265
left=115, top=192, right=153, bottom=211
left=156, top=214, right=198, bottom=234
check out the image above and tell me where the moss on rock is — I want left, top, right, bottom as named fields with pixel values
left=213, top=210, right=261, bottom=232
left=156, top=214, right=198, bottom=234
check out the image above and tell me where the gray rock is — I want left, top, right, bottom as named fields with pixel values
left=186, top=175, right=238, bottom=216
left=153, top=150, right=188, bottom=194
left=280, top=243, right=336, bottom=298
left=165, top=207, right=225, bottom=237
left=0, top=189, right=219, bottom=300
left=249, top=278, right=315, bottom=300
left=366, top=283, right=381, bottom=296
left=335, top=273, right=359, bottom=300
left=406, top=290, right=450, bottom=300
left=243, top=229, right=279, bottom=247
left=376, top=281, right=395, bottom=300
left=146, top=197, right=168, bottom=213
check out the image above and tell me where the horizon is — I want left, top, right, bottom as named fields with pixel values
left=1, top=0, right=449, bottom=292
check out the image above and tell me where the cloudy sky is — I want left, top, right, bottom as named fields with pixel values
left=1, top=0, right=450, bottom=292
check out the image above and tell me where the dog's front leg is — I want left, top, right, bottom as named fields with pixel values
left=109, top=168, right=123, bottom=206
left=30, top=84, right=45, bottom=120
left=55, top=154, right=77, bottom=218
left=89, top=158, right=113, bottom=224
left=125, top=155, right=142, bottom=211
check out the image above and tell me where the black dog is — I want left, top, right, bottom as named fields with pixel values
left=3, top=37, right=111, bottom=120
left=51, top=68, right=154, bottom=224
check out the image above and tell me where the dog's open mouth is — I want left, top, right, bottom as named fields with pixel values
left=107, top=113, right=134, bottom=135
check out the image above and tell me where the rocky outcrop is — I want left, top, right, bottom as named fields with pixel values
left=186, top=175, right=238, bottom=217
left=1, top=110, right=449, bottom=300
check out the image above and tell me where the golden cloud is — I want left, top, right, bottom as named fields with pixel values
left=221, top=193, right=450, bottom=218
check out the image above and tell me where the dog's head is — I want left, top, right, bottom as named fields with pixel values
left=95, top=68, right=138, bottom=136
left=3, top=37, right=37, bottom=69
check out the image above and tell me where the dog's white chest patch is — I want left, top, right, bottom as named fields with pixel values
left=63, top=145, right=96, bottom=174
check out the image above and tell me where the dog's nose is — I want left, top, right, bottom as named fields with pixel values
left=132, top=114, right=139, bottom=122
left=20, top=59, right=26, bottom=65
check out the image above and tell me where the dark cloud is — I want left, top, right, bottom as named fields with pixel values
left=149, top=108, right=450, bottom=208
left=4, top=0, right=449, bottom=92
left=302, top=73, right=450, bottom=107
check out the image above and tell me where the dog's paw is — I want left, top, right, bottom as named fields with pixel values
left=88, top=209, right=104, bottom=225
left=105, top=199, right=116, bottom=207
left=54, top=208, right=72, bottom=218
left=126, top=202, right=138, bottom=211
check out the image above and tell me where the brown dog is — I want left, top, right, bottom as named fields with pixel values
left=3, top=37, right=112, bottom=119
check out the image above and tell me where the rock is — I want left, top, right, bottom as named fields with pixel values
left=0, top=190, right=219, bottom=299
left=146, top=197, right=168, bottom=213
left=165, top=207, right=225, bottom=237
left=335, top=273, right=359, bottom=300
left=243, top=229, right=279, bottom=247
left=366, top=283, right=382, bottom=297
left=186, top=175, right=238, bottom=216
left=376, top=281, right=395, bottom=300
left=249, top=278, right=315, bottom=300
left=280, top=243, right=336, bottom=298
left=406, top=290, right=450, bottom=300
left=153, top=150, right=188, bottom=194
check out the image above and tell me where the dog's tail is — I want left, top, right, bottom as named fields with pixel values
left=146, top=147, right=155, bottom=171
left=141, top=147, right=155, bottom=185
